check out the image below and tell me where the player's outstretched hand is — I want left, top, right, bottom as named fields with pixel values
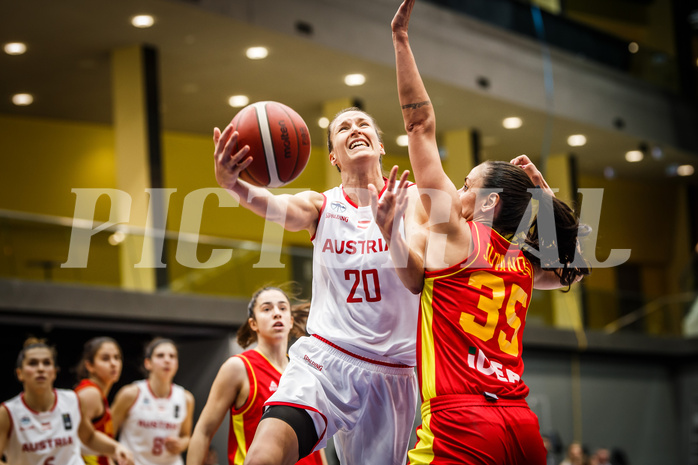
left=113, top=443, right=134, bottom=465
left=392, top=0, right=415, bottom=34
left=213, top=124, right=253, bottom=190
left=368, top=165, right=410, bottom=244
left=510, top=155, right=555, bottom=197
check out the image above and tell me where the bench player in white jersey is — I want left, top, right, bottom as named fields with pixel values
left=111, top=338, right=195, bottom=465
left=213, top=109, right=427, bottom=465
left=0, top=338, right=133, bottom=465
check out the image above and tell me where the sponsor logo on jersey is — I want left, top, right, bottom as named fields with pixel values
left=330, top=201, right=346, bottom=213
left=62, top=413, right=72, bottom=430
left=269, top=381, right=278, bottom=392
left=18, top=416, right=34, bottom=431
left=174, top=405, right=180, bottom=419
left=325, top=212, right=349, bottom=223
left=41, top=421, right=52, bottom=431
left=303, top=354, right=323, bottom=372
left=466, top=346, right=521, bottom=384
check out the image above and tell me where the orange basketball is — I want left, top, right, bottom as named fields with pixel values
left=230, top=101, right=311, bottom=187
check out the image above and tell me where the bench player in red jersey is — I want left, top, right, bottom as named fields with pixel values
left=186, top=287, right=326, bottom=465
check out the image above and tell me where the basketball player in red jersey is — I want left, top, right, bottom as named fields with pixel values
left=187, top=287, right=326, bottom=465
left=214, top=102, right=426, bottom=463
left=75, top=337, right=123, bottom=465
left=0, top=338, right=133, bottom=465
left=373, top=1, right=590, bottom=463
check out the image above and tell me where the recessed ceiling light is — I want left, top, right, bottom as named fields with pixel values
left=4, top=42, right=26, bottom=55
left=344, top=74, right=366, bottom=87
left=11, top=93, right=33, bottom=106
left=502, top=117, right=522, bottom=129
left=246, top=47, right=268, bottom=60
left=677, top=164, right=695, bottom=176
left=396, top=135, right=409, bottom=147
left=625, top=150, right=643, bottom=162
left=567, top=134, right=587, bottom=147
left=228, top=95, right=249, bottom=108
left=628, top=42, right=639, bottom=54
left=318, top=117, right=329, bottom=129
left=131, top=15, right=155, bottom=28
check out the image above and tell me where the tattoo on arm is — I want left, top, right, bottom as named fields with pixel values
left=401, top=101, right=431, bottom=110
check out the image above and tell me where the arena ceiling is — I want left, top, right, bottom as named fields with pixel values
left=1, top=0, right=696, bottom=183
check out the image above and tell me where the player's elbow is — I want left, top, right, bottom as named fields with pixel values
left=405, top=117, right=435, bottom=138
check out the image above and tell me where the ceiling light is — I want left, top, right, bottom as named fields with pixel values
left=228, top=95, right=249, bottom=108
left=344, top=74, right=366, bottom=87
left=108, top=230, right=127, bottom=246
left=131, top=15, right=155, bottom=28
left=318, top=117, right=329, bottom=129
left=131, top=15, right=154, bottom=28
left=677, top=165, right=695, bottom=176
left=625, top=150, right=643, bottom=162
left=4, top=42, right=26, bottom=55
left=567, top=134, right=587, bottom=147
left=246, top=47, right=268, bottom=60
left=396, top=135, right=409, bottom=147
left=628, top=42, right=639, bottom=54
left=12, top=93, right=33, bottom=106
left=502, top=117, right=522, bottom=129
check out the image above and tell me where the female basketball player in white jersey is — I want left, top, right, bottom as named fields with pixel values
left=111, top=338, right=195, bottom=465
left=0, top=338, right=133, bottom=465
left=75, top=336, right=123, bottom=465
left=186, top=286, right=326, bottom=465
left=213, top=105, right=427, bottom=464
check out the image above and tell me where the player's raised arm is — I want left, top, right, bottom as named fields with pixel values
left=392, top=0, right=462, bottom=235
left=213, top=124, right=324, bottom=234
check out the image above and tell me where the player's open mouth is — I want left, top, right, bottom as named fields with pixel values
left=349, top=140, right=368, bottom=149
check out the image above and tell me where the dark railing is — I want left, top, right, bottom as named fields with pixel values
left=423, top=0, right=679, bottom=93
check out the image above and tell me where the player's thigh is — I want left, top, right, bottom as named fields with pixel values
left=244, top=417, right=299, bottom=465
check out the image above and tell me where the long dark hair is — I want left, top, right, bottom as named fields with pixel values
left=237, top=286, right=309, bottom=348
left=481, top=161, right=591, bottom=288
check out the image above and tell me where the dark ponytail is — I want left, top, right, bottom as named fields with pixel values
left=523, top=195, right=591, bottom=289
left=481, top=161, right=591, bottom=289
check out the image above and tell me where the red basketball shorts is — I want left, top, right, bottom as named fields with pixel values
left=409, top=394, right=547, bottom=465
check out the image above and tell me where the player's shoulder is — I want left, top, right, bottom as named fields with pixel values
left=115, top=382, right=141, bottom=402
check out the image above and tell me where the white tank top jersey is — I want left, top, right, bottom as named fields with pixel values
left=2, top=388, right=84, bottom=465
left=308, top=184, right=420, bottom=366
left=118, top=380, right=187, bottom=465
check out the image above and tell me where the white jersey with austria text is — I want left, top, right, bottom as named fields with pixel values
left=308, top=182, right=420, bottom=366
left=2, top=388, right=84, bottom=465
left=118, top=380, right=187, bottom=465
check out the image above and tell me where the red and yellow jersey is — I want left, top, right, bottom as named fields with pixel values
left=228, top=350, right=323, bottom=465
left=418, top=221, right=534, bottom=402
left=75, top=379, right=113, bottom=465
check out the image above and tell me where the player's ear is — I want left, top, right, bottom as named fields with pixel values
left=248, top=317, right=258, bottom=332
left=481, top=192, right=500, bottom=213
left=379, top=143, right=385, bottom=155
